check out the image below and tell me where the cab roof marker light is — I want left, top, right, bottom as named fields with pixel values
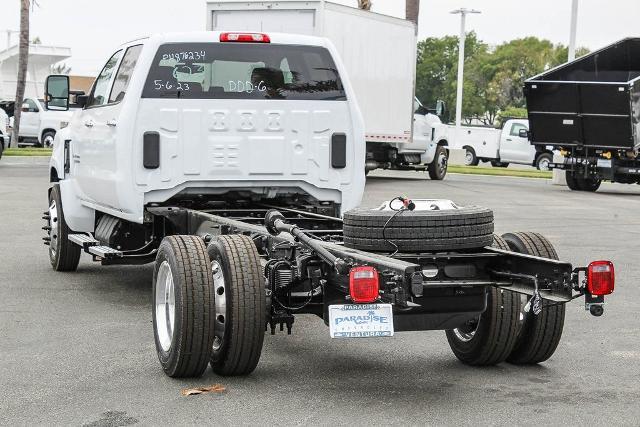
left=220, top=33, right=271, bottom=43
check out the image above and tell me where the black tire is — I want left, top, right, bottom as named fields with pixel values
left=153, top=235, right=215, bottom=378
left=501, top=232, right=566, bottom=364
left=47, top=184, right=81, bottom=271
left=428, top=145, right=448, bottom=180
left=576, top=174, right=601, bottom=192
left=207, top=235, right=266, bottom=376
left=42, top=130, right=56, bottom=148
left=490, top=160, right=509, bottom=168
left=343, top=204, right=494, bottom=252
left=445, top=235, right=520, bottom=365
left=0, top=141, right=4, bottom=159
left=535, top=152, right=553, bottom=171
left=464, top=147, right=479, bottom=166
left=565, top=171, right=581, bottom=191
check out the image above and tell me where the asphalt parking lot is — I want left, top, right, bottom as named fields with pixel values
left=1, top=159, right=639, bottom=426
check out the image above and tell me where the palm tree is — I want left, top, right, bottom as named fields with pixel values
left=405, top=0, right=420, bottom=31
left=357, top=0, right=371, bottom=11
left=12, top=0, right=30, bottom=148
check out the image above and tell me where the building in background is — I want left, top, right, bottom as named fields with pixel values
left=0, top=43, right=72, bottom=100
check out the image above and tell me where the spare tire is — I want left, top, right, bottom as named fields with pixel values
left=343, top=201, right=494, bottom=252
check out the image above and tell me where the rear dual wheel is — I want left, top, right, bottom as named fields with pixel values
left=152, top=234, right=265, bottom=378
left=446, top=232, right=566, bottom=366
left=566, top=171, right=601, bottom=192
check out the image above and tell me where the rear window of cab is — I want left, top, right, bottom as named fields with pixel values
left=142, top=42, right=346, bottom=101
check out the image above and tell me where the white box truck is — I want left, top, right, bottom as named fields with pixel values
left=206, top=0, right=449, bottom=179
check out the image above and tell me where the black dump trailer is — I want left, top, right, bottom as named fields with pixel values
left=524, top=37, right=640, bottom=191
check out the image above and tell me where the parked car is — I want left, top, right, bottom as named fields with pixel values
left=525, top=37, right=640, bottom=191
left=17, top=97, right=76, bottom=148
left=43, top=30, right=613, bottom=380
left=207, top=1, right=449, bottom=179
left=433, top=118, right=554, bottom=170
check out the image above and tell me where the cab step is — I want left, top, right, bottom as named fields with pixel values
left=68, top=233, right=99, bottom=250
left=88, top=245, right=123, bottom=259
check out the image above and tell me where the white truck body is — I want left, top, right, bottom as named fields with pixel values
left=19, top=97, right=76, bottom=147
left=432, top=119, right=553, bottom=169
left=50, top=31, right=365, bottom=231
left=206, top=0, right=416, bottom=145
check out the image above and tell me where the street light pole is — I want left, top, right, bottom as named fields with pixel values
left=450, top=8, right=481, bottom=132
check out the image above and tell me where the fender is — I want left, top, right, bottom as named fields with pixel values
left=57, top=180, right=95, bottom=232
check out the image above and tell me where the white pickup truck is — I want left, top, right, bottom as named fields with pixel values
left=17, top=97, right=76, bottom=147
left=433, top=118, right=554, bottom=170
left=43, top=30, right=612, bottom=380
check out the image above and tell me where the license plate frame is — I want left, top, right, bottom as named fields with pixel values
left=328, top=303, right=394, bottom=338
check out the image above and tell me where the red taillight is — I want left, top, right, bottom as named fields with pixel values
left=587, top=261, right=615, bottom=296
left=349, top=266, right=379, bottom=303
left=219, top=32, right=271, bottom=43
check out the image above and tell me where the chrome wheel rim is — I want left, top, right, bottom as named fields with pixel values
left=48, top=200, right=59, bottom=259
left=438, top=152, right=448, bottom=175
left=155, top=261, right=175, bottom=352
left=538, top=158, right=550, bottom=171
left=464, top=150, right=474, bottom=166
left=44, top=134, right=54, bottom=147
left=212, top=260, right=227, bottom=352
left=453, top=317, right=480, bottom=342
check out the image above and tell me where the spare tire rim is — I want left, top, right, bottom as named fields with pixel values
left=464, top=150, right=474, bottom=166
left=211, top=260, right=227, bottom=352
left=452, top=317, right=480, bottom=342
left=48, top=200, right=59, bottom=259
left=155, top=261, right=175, bottom=352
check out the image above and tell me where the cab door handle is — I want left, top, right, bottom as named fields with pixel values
left=84, top=119, right=94, bottom=128
left=106, top=119, right=117, bottom=127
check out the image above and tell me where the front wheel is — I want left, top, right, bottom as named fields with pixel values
left=47, top=184, right=81, bottom=271
left=207, top=235, right=266, bottom=376
left=42, top=131, right=56, bottom=148
left=428, top=145, right=448, bottom=180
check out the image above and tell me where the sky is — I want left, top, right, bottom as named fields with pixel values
left=1, top=0, right=639, bottom=76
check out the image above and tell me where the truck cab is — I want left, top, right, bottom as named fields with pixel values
left=48, top=31, right=365, bottom=232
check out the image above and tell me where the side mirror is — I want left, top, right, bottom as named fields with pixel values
left=435, top=100, right=446, bottom=117
left=519, top=129, right=529, bottom=139
left=45, top=75, right=70, bottom=111
left=21, top=103, right=30, bottom=112
left=415, top=105, right=429, bottom=115
left=74, top=94, right=89, bottom=109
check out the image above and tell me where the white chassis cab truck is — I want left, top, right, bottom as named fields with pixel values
left=44, top=31, right=613, bottom=378
left=207, top=0, right=448, bottom=180
left=433, top=118, right=554, bottom=170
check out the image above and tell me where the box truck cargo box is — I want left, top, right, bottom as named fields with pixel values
left=206, top=0, right=417, bottom=145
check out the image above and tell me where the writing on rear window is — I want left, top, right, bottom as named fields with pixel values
left=162, top=51, right=206, bottom=61
left=142, top=42, right=346, bottom=101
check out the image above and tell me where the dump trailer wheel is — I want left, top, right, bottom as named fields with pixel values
left=565, top=171, right=581, bottom=191
left=501, top=232, right=566, bottom=365
left=343, top=204, right=494, bottom=252
left=207, top=235, right=266, bottom=376
left=428, top=145, right=448, bottom=180
left=153, top=235, right=215, bottom=378
left=445, top=235, right=520, bottom=366
left=576, top=174, right=601, bottom=192
left=47, top=184, right=81, bottom=271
